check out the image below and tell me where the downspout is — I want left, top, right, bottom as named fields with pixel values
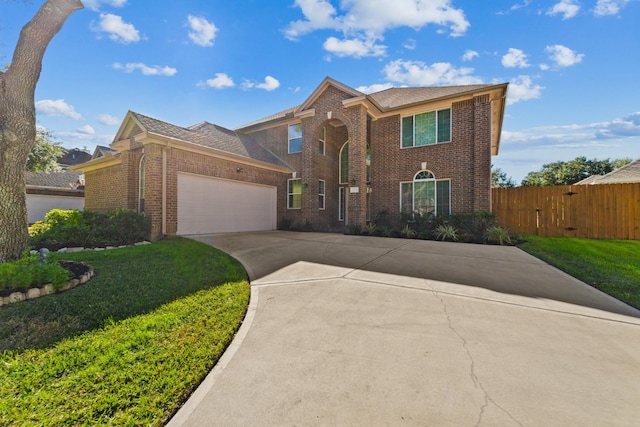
left=162, top=147, right=167, bottom=235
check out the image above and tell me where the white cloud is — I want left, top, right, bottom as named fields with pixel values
left=383, top=59, right=483, bottom=86
left=462, top=49, right=479, bottom=61
left=501, top=48, right=530, bottom=68
left=323, top=36, right=386, bottom=58
left=83, top=0, right=127, bottom=12
left=200, top=73, right=235, bottom=89
left=285, top=0, right=469, bottom=58
left=506, top=75, right=543, bottom=105
left=547, top=0, right=581, bottom=19
left=94, top=13, right=140, bottom=44
left=403, top=39, right=417, bottom=50
left=187, top=15, right=218, bottom=47
left=594, top=0, right=630, bottom=16
left=113, top=62, right=177, bottom=76
left=77, top=125, right=96, bottom=135
left=98, top=114, right=120, bottom=126
left=243, top=76, right=280, bottom=91
left=35, top=99, right=83, bottom=120
left=545, top=44, right=584, bottom=67
left=355, top=83, right=395, bottom=94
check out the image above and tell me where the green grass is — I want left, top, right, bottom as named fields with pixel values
left=519, top=236, right=640, bottom=310
left=0, top=238, right=250, bottom=426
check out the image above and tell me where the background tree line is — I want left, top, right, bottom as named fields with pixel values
left=492, top=156, right=633, bottom=188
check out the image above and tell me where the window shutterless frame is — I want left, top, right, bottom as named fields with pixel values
left=401, top=108, right=451, bottom=148
left=288, top=123, right=302, bottom=153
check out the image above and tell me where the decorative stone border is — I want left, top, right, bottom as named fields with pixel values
left=0, top=264, right=94, bottom=307
left=0, top=241, right=150, bottom=308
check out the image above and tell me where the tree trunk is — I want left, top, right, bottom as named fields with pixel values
left=0, top=0, right=83, bottom=263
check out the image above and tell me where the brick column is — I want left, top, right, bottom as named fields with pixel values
left=346, top=105, right=368, bottom=228
left=473, top=95, right=492, bottom=211
left=142, top=143, right=164, bottom=240
left=301, top=118, right=319, bottom=227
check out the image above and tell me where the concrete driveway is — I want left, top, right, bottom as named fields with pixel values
left=169, top=231, right=640, bottom=426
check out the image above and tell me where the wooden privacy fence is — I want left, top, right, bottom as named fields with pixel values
left=492, top=183, right=640, bottom=240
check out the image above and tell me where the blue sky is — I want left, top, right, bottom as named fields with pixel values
left=2, top=0, right=638, bottom=183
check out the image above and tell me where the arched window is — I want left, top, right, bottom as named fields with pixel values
left=139, top=155, right=146, bottom=213
left=339, top=141, right=349, bottom=184
left=400, top=170, right=450, bottom=216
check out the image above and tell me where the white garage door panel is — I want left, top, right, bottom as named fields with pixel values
left=177, top=174, right=276, bottom=235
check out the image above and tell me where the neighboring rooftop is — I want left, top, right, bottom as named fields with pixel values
left=26, top=170, right=83, bottom=189
left=57, top=148, right=92, bottom=168
left=575, top=159, right=640, bottom=185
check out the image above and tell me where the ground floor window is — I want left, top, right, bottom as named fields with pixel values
left=319, top=180, right=325, bottom=210
left=288, top=178, right=302, bottom=209
left=339, top=187, right=346, bottom=221
left=400, top=171, right=450, bottom=216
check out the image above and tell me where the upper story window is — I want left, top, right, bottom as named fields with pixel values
left=288, top=123, right=302, bottom=153
left=319, top=127, right=326, bottom=155
left=401, top=108, right=451, bottom=148
left=339, top=141, right=349, bottom=184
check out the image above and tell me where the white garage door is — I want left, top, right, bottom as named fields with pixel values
left=177, top=173, right=277, bottom=235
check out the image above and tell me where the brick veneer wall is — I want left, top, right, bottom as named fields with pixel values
left=84, top=164, right=127, bottom=212
left=370, top=95, right=493, bottom=218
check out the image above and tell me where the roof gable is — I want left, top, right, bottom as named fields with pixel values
left=298, top=77, right=364, bottom=112
left=110, top=111, right=291, bottom=170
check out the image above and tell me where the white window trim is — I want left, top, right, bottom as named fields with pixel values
left=287, top=178, right=302, bottom=209
left=319, top=126, right=326, bottom=156
left=319, top=179, right=325, bottom=210
left=399, top=171, right=451, bottom=216
left=400, top=107, right=452, bottom=149
left=339, top=141, right=349, bottom=184
left=339, top=187, right=346, bottom=221
left=138, top=155, right=146, bottom=213
left=288, top=123, right=302, bottom=154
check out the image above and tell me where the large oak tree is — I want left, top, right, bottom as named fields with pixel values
left=0, top=0, right=83, bottom=262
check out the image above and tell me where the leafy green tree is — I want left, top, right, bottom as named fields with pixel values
left=491, top=167, right=516, bottom=187
left=521, top=156, right=632, bottom=186
left=27, top=127, right=64, bottom=172
left=0, top=0, right=83, bottom=263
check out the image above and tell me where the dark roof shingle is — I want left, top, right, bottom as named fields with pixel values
left=130, top=112, right=290, bottom=168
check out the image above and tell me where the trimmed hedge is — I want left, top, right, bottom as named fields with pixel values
left=29, top=208, right=150, bottom=250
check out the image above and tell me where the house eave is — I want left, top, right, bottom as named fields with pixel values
left=70, top=154, right=122, bottom=173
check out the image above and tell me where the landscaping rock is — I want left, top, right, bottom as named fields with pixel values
left=94, top=247, right=105, bottom=251
left=67, top=247, right=85, bottom=253
left=8, top=292, right=25, bottom=303
left=41, top=284, right=54, bottom=296
left=57, top=247, right=68, bottom=253
left=26, top=288, right=41, bottom=299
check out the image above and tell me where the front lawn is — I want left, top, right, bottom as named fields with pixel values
left=518, top=236, right=640, bottom=310
left=0, top=238, right=250, bottom=426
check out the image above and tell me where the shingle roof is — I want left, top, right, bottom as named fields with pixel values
left=130, top=112, right=290, bottom=168
left=25, top=170, right=83, bottom=189
left=92, top=145, right=118, bottom=159
left=237, top=81, right=505, bottom=130
left=368, top=84, right=498, bottom=110
left=57, top=149, right=92, bottom=166
left=575, top=159, right=640, bottom=184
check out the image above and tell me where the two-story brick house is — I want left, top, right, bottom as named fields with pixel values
left=75, top=77, right=508, bottom=239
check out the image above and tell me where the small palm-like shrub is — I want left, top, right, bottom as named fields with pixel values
left=366, top=223, right=377, bottom=235
left=433, top=224, right=459, bottom=241
left=401, top=224, right=417, bottom=238
left=484, top=226, right=513, bottom=245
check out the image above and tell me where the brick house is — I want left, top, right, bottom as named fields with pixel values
left=75, top=77, right=508, bottom=239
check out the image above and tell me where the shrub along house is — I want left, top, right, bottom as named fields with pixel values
left=74, top=77, right=508, bottom=240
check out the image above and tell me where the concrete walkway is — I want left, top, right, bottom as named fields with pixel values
left=169, top=231, right=640, bottom=426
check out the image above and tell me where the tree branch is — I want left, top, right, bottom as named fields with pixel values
left=6, top=0, right=83, bottom=98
